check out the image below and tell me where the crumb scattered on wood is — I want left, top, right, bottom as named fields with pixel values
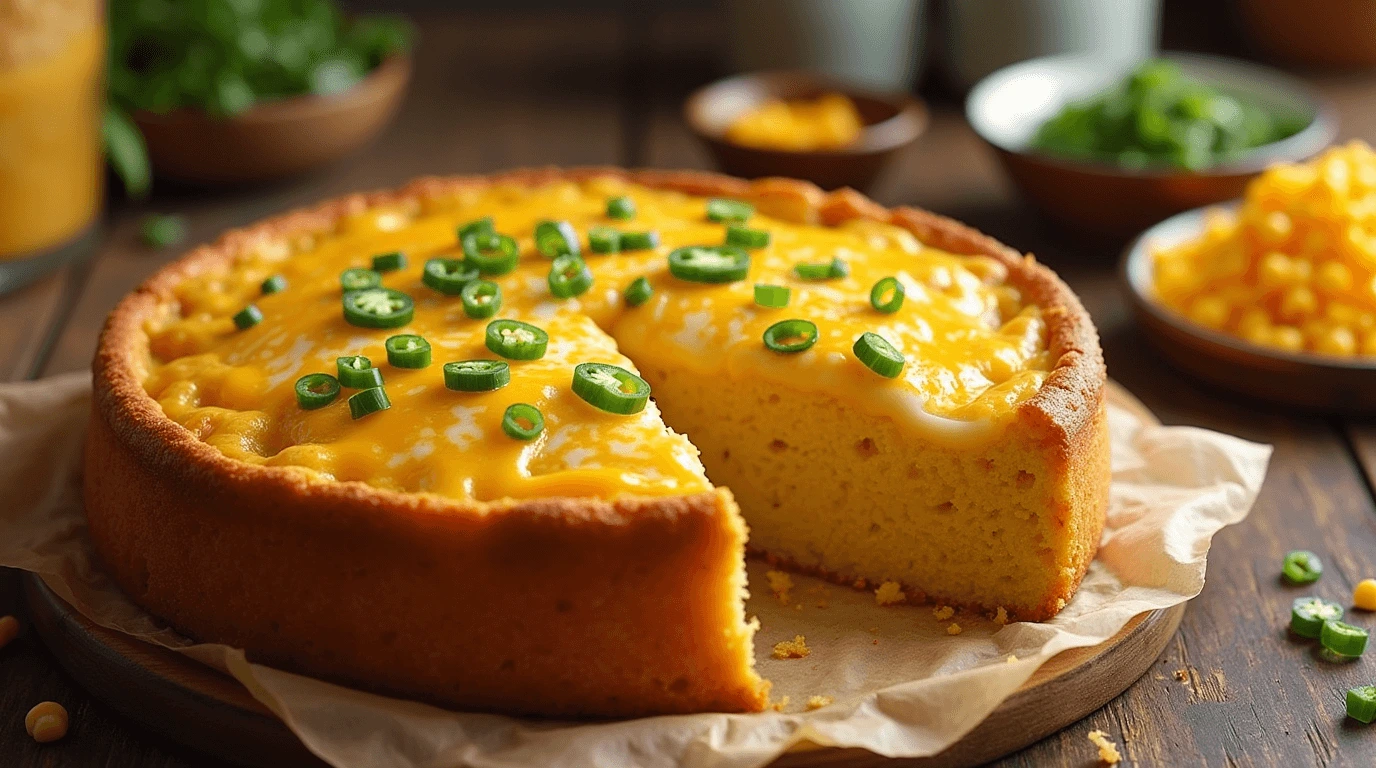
left=766, top=570, right=793, bottom=605
left=772, top=635, right=810, bottom=659
left=1087, top=729, right=1122, bottom=765
left=875, top=581, right=906, bottom=605
left=993, top=606, right=1009, bottom=624
left=933, top=605, right=955, bottom=621
left=806, top=695, right=833, bottom=711
left=947, top=622, right=962, bottom=635
left=1006, top=654, right=1019, bottom=664
left=1173, top=668, right=1189, bottom=682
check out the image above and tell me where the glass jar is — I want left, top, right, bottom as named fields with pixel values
left=0, top=0, right=104, bottom=292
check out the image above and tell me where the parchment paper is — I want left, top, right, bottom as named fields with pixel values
left=0, top=373, right=1271, bottom=767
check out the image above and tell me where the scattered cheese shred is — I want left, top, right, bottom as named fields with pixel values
left=806, top=695, right=833, bottom=711
left=933, top=605, right=955, bottom=620
left=947, top=622, right=962, bottom=635
left=772, top=635, right=810, bottom=659
left=874, top=581, right=906, bottom=605
left=766, top=570, right=794, bottom=605
left=1087, top=730, right=1122, bottom=765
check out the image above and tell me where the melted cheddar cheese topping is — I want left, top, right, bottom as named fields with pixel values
left=142, top=178, right=1053, bottom=502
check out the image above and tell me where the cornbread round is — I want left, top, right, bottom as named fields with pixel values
left=86, top=168, right=1108, bottom=718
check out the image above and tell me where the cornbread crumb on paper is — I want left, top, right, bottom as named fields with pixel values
left=766, top=570, right=794, bottom=605
left=874, top=581, right=906, bottom=605
left=947, top=622, right=962, bottom=635
left=993, top=606, right=1009, bottom=624
left=770, top=696, right=790, bottom=712
left=933, top=605, right=955, bottom=621
left=806, top=695, right=833, bottom=711
left=1087, top=730, right=1122, bottom=764
left=772, top=635, right=810, bottom=659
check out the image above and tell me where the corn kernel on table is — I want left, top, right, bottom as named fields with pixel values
left=3, top=4, right=1376, bottom=767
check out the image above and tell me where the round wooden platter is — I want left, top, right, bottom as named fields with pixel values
left=24, top=382, right=1179, bottom=768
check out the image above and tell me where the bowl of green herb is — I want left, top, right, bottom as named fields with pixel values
left=107, top=0, right=413, bottom=187
left=966, top=54, right=1336, bottom=239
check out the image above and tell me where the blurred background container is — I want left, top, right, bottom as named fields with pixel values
left=0, top=0, right=105, bottom=293
left=1237, top=0, right=1376, bottom=69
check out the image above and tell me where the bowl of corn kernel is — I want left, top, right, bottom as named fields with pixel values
left=1122, top=141, right=1376, bottom=410
left=685, top=70, right=927, bottom=191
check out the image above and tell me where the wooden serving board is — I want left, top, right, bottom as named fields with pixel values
left=24, top=382, right=1177, bottom=768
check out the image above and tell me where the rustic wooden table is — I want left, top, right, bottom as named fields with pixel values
left=3, top=7, right=1376, bottom=767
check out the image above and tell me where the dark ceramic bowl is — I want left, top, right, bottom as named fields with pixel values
left=134, top=54, right=411, bottom=186
left=684, top=70, right=928, bottom=192
left=1121, top=203, right=1376, bottom=412
left=967, top=52, right=1337, bottom=240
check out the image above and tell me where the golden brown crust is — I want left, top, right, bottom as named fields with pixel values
left=88, top=167, right=1107, bottom=713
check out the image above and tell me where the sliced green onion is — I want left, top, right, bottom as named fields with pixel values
left=763, top=319, right=818, bottom=354
left=1291, top=596, right=1344, bottom=638
left=337, top=355, right=384, bottom=388
left=620, top=230, right=660, bottom=251
left=853, top=332, right=905, bottom=378
left=443, top=360, right=510, bottom=392
left=548, top=254, right=594, bottom=299
left=1322, top=620, right=1370, bottom=657
left=340, top=268, right=382, bottom=292
left=589, top=226, right=621, bottom=254
left=422, top=258, right=479, bottom=295
left=707, top=198, right=753, bottom=223
left=140, top=213, right=187, bottom=249
left=457, top=216, right=495, bottom=241
left=667, top=245, right=750, bottom=283
left=485, top=319, right=548, bottom=360
left=233, top=305, right=263, bottom=330
left=725, top=225, right=770, bottom=249
left=261, top=275, right=287, bottom=295
left=348, top=387, right=391, bottom=420
left=502, top=403, right=545, bottom=440
left=462, top=232, right=520, bottom=275
left=372, top=251, right=406, bottom=272
left=795, top=256, right=848, bottom=280
left=754, top=284, right=790, bottom=308
left=870, top=277, right=905, bottom=313
left=624, top=276, right=654, bottom=307
left=607, top=196, right=636, bottom=219
left=535, top=219, right=580, bottom=258
left=1282, top=550, right=1323, bottom=584
left=342, top=288, right=414, bottom=329
left=461, top=280, right=502, bottom=319
left=1347, top=686, right=1376, bottom=723
left=385, top=335, right=432, bottom=369
left=294, top=373, right=340, bottom=410
left=572, top=362, right=651, bottom=415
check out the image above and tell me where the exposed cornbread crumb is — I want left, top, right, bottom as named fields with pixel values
left=772, top=635, right=810, bottom=659
left=806, top=695, right=833, bottom=710
left=993, top=606, right=1009, bottom=624
left=0, top=615, right=19, bottom=650
left=771, top=696, right=790, bottom=712
left=1006, top=654, right=1018, bottom=664
left=25, top=702, right=68, bottom=744
left=1087, top=730, right=1122, bottom=764
left=1173, top=669, right=1189, bottom=682
left=933, top=605, right=955, bottom=621
left=766, top=570, right=794, bottom=605
left=875, top=581, right=906, bottom=605
left=947, top=622, right=962, bottom=635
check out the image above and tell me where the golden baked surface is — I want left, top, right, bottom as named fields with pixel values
left=143, top=177, right=1055, bottom=501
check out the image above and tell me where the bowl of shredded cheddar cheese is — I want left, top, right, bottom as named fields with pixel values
left=1122, top=141, right=1376, bottom=410
left=685, top=70, right=927, bottom=191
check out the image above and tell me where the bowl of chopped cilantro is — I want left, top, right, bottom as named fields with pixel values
left=106, top=0, right=413, bottom=188
left=966, top=54, right=1336, bottom=238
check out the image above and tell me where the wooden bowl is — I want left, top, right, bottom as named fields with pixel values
left=684, top=70, right=928, bottom=192
left=966, top=53, right=1337, bottom=240
left=1239, top=0, right=1376, bottom=69
left=1121, top=203, right=1376, bottom=412
left=134, top=55, right=411, bottom=186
